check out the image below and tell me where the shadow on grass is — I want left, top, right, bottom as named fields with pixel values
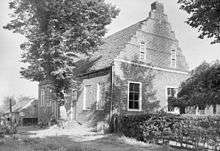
left=0, top=134, right=180, bottom=151
left=1, top=126, right=187, bottom=151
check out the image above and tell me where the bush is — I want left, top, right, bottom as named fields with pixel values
left=110, top=112, right=220, bottom=150
left=0, top=117, right=18, bottom=136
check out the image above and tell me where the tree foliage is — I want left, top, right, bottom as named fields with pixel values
left=176, top=60, right=220, bottom=108
left=178, top=0, right=220, bottom=44
left=4, top=0, right=119, bottom=99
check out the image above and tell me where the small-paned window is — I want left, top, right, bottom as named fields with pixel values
left=171, top=49, right=177, bottom=68
left=139, top=42, right=146, bottom=61
left=128, top=82, right=141, bottom=110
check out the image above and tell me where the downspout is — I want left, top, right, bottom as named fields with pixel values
left=110, top=63, right=114, bottom=120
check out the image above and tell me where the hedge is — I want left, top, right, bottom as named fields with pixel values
left=110, top=112, right=220, bottom=150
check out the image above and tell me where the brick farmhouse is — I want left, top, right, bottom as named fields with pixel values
left=38, top=2, right=191, bottom=125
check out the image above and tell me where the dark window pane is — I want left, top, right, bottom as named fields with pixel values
left=134, top=93, right=139, bottom=100
left=129, top=93, right=134, bottom=100
left=134, top=101, right=139, bottom=109
left=171, top=88, right=175, bottom=97
left=168, top=88, right=171, bottom=95
left=133, top=83, right=140, bottom=92
left=129, top=101, right=133, bottom=109
left=129, top=83, right=134, bottom=91
left=171, top=89, right=175, bottom=96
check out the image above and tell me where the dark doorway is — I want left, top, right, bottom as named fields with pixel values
left=22, top=118, right=38, bottom=126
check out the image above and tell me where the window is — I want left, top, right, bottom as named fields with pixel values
left=167, top=87, right=177, bottom=111
left=96, top=83, right=106, bottom=110
left=170, top=49, right=176, bottom=68
left=198, top=106, right=205, bottom=114
left=139, top=42, right=146, bottom=61
left=167, top=88, right=177, bottom=98
left=40, top=89, right=45, bottom=106
left=83, top=85, right=94, bottom=110
left=128, top=82, right=142, bottom=111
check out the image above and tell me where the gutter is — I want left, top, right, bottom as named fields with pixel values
left=77, top=66, right=111, bottom=77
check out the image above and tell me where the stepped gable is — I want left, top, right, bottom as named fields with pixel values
left=86, top=1, right=188, bottom=73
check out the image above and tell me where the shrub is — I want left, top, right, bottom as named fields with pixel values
left=110, top=112, right=220, bottom=150
left=0, top=118, right=18, bottom=135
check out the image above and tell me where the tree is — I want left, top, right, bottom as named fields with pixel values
left=175, top=60, right=220, bottom=109
left=178, top=0, right=220, bottom=44
left=4, top=0, right=119, bottom=102
left=0, top=96, right=16, bottom=113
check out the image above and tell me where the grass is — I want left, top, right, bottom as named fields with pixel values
left=0, top=123, right=187, bottom=151
left=0, top=136, right=100, bottom=151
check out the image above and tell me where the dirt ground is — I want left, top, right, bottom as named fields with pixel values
left=0, top=122, right=181, bottom=151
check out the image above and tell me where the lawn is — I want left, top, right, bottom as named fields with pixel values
left=0, top=122, right=183, bottom=151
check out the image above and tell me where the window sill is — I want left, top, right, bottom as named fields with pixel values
left=83, top=108, right=91, bottom=111
left=127, top=109, right=142, bottom=112
left=96, top=108, right=104, bottom=111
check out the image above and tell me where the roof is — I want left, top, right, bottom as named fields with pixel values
left=5, top=99, right=37, bottom=113
left=88, top=20, right=145, bottom=71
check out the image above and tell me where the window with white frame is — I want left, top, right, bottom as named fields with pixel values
left=128, top=82, right=142, bottom=111
left=96, top=82, right=106, bottom=110
left=139, top=42, right=146, bottom=61
left=40, top=89, right=45, bottom=106
left=167, top=87, right=177, bottom=111
left=170, top=49, right=176, bottom=68
left=83, top=85, right=93, bottom=110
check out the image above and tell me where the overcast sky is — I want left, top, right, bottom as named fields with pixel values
left=0, top=0, right=219, bottom=104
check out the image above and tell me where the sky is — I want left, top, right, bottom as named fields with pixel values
left=0, top=0, right=220, bottom=104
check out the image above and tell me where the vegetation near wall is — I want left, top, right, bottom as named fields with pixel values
left=173, top=61, right=220, bottom=112
left=110, top=112, right=220, bottom=150
left=112, top=60, right=160, bottom=114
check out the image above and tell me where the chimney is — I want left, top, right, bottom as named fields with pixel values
left=148, top=1, right=167, bottom=21
left=151, top=1, right=164, bottom=13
